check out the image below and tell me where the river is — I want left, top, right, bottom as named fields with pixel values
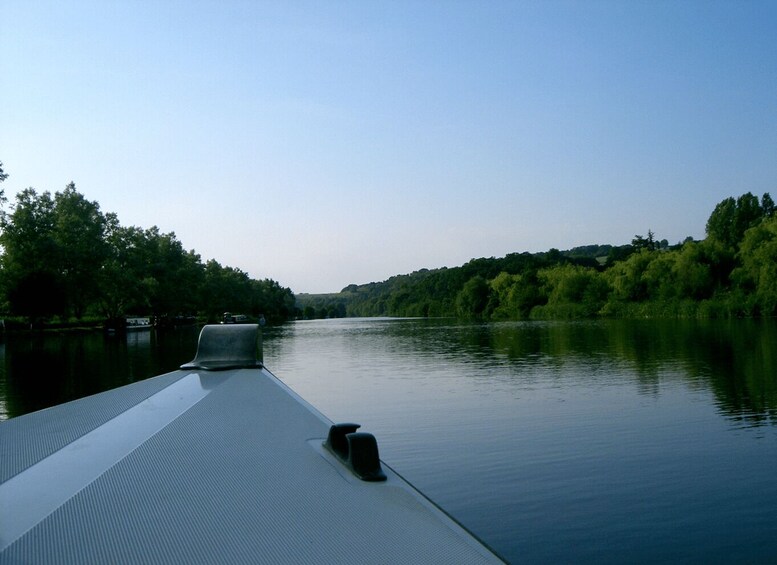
left=2, top=318, right=777, bottom=563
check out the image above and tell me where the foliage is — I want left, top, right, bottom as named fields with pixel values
left=731, top=215, right=777, bottom=316
left=539, top=264, right=609, bottom=316
left=632, top=229, right=657, bottom=251
left=53, top=184, right=109, bottom=318
left=1, top=188, right=64, bottom=319
left=2, top=171, right=774, bottom=323
left=298, top=192, right=777, bottom=321
left=455, top=276, right=491, bottom=318
left=0, top=180, right=295, bottom=324
left=705, top=192, right=771, bottom=250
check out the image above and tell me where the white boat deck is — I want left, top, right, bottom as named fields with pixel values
left=0, top=325, right=504, bottom=564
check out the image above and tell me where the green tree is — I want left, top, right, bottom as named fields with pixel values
left=606, top=245, right=635, bottom=265
left=489, top=272, right=522, bottom=320
left=0, top=178, right=298, bottom=324
left=605, top=250, right=656, bottom=302
left=535, top=264, right=608, bottom=318
left=732, top=215, right=777, bottom=315
left=0, top=161, right=7, bottom=230
left=455, top=275, right=492, bottom=318
left=201, top=259, right=251, bottom=320
left=673, top=241, right=714, bottom=300
left=706, top=192, right=766, bottom=250
left=0, top=188, right=65, bottom=320
left=98, top=219, right=157, bottom=319
left=249, top=278, right=296, bottom=322
left=0, top=184, right=111, bottom=320
left=140, top=227, right=204, bottom=316
left=632, top=230, right=657, bottom=252
left=52, top=183, right=108, bottom=318
left=762, top=193, right=775, bottom=218
left=640, top=252, right=677, bottom=301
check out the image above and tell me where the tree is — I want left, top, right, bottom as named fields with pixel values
left=489, top=272, right=522, bottom=320
left=732, top=215, right=777, bottom=315
left=201, top=259, right=251, bottom=320
left=762, top=193, right=775, bottom=218
left=52, top=183, right=108, bottom=318
left=0, top=189, right=65, bottom=320
left=250, top=278, right=296, bottom=322
left=141, top=228, right=204, bottom=316
left=606, top=244, right=636, bottom=265
left=0, top=184, right=112, bottom=319
left=0, top=161, right=7, bottom=219
left=673, top=242, right=713, bottom=300
left=455, top=276, right=492, bottom=318
left=632, top=230, right=657, bottom=252
left=250, top=279, right=296, bottom=321
left=0, top=178, right=298, bottom=324
left=641, top=252, right=677, bottom=300
left=605, top=250, right=655, bottom=302
left=706, top=193, right=766, bottom=250
left=98, top=218, right=153, bottom=320
left=536, top=264, right=609, bottom=317
left=706, top=197, right=737, bottom=248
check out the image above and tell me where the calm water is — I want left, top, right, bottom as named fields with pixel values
left=2, top=318, right=777, bottom=563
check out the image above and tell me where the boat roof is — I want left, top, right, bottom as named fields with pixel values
left=0, top=325, right=503, bottom=564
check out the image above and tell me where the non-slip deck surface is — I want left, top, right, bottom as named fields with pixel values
left=1, top=367, right=503, bottom=564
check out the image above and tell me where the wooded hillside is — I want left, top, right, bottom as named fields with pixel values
left=298, top=192, right=776, bottom=320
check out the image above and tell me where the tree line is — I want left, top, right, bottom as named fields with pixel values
left=298, top=192, right=777, bottom=320
left=0, top=164, right=295, bottom=327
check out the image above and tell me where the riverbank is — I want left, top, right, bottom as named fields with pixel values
left=0, top=318, right=104, bottom=334
left=0, top=316, right=202, bottom=335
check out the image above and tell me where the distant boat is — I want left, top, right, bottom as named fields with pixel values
left=125, top=317, right=152, bottom=330
left=105, top=317, right=152, bottom=334
left=221, top=312, right=250, bottom=324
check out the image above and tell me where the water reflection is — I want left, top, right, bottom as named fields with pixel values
left=3, top=319, right=776, bottom=427
left=441, top=319, right=777, bottom=426
left=267, top=318, right=777, bottom=428
left=0, top=327, right=199, bottom=420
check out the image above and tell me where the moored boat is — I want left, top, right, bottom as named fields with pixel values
left=125, top=316, right=152, bottom=330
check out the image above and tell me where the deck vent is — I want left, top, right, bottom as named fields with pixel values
left=180, top=324, right=263, bottom=371
left=324, top=423, right=387, bottom=482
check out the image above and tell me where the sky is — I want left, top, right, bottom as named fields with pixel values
left=1, top=1, right=776, bottom=294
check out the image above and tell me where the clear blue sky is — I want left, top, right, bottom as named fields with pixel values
left=2, top=1, right=775, bottom=294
